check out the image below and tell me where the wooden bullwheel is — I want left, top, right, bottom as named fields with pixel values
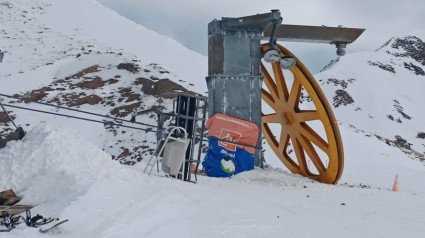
left=261, top=44, right=344, bottom=184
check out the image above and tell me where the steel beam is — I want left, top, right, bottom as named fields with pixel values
left=263, top=24, right=365, bottom=44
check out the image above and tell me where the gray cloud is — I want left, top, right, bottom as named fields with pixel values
left=98, top=0, right=425, bottom=73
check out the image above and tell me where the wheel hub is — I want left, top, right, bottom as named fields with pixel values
left=281, top=112, right=293, bottom=126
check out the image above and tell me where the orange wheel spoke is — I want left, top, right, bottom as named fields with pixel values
left=296, top=110, right=320, bottom=122
left=288, top=79, right=301, bottom=107
left=262, top=124, right=278, bottom=149
left=298, top=134, right=326, bottom=175
left=262, top=113, right=281, bottom=124
left=278, top=128, right=289, bottom=152
left=261, top=64, right=279, bottom=99
left=291, top=136, right=308, bottom=173
left=297, top=123, right=329, bottom=153
left=261, top=89, right=276, bottom=110
left=272, top=62, right=289, bottom=101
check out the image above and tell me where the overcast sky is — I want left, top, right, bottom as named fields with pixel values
left=98, top=0, right=425, bottom=73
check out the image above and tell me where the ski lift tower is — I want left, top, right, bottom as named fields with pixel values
left=206, top=10, right=364, bottom=184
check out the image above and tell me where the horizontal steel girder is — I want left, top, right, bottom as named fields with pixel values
left=263, top=24, right=365, bottom=44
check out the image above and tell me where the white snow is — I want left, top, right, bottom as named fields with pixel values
left=1, top=0, right=425, bottom=237
left=1, top=125, right=425, bottom=237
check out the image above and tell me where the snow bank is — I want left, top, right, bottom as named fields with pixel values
left=0, top=124, right=119, bottom=211
left=0, top=126, right=424, bottom=237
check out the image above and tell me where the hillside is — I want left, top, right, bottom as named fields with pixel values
left=311, top=36, right=425, bottom=190
left=1, top=0, right=425, bottom=237
left=0, top=0, right=206, bottom=164
left=318, top=36, right=425, bottom=160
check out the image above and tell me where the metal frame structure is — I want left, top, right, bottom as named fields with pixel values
left=207, top=11, right=283, bottom=166
left=207, top=10, right=364, bottom=183
left=173, top=93, right=207, bottom=181
left=134, top=93, right=207, bottom=182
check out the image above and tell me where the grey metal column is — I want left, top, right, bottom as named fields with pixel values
left=206, top=11, right=282, bottom=166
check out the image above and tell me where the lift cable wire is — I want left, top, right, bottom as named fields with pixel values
left=0, top=93, right=157, bottom=129
left=1, top=103, right=156, bottom=133
left=1, top=94, right=261, bottom=149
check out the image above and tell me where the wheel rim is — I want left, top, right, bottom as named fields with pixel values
left=261, top=44, right=344, bottom=184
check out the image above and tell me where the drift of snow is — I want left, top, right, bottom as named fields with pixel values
left=0, top=124, right=118, bottom=212
left=1, top=0, right=425, bottom=237
left=1, top=124, right=425, bottom=238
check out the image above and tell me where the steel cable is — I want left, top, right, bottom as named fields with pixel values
left=0, top=93, right=157, bottom=129
left=1, top=103, right=156, bottom=133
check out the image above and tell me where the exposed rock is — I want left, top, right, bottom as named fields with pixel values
left=367, top=61, right=396, bottom=73
left=107, top=78, right=119, bottom=84
left=61, top=94, right=102, bottom=107
left=117, top=148, right=131, bottom=159
left=393, top=100, right=411, bottom=120
left=23, top=86, right=53, bottom=102
left=394, top=135, right=412, bottom=150
left=118, top=87, right=141, bottom=103
left=324, top=78, right=348, bottom=89
left=403, top=62, right=425, bottom=76
left=117, top=63, right=139, bottom=73
left=386, top=36, right=425, bottom=66
left=374, top=134, right=424, bottom=161
left=65, top=65, right=100, bottom=80
left=417, top=132, right=425, bottom=139
left=73, top=76, right=105, bottom=89
left=110, top=102, right=141, bottom=117
left=333, top=89, right=354, bottom=108
left=0, top=111, right=14, bottom=124
left=320, top=58, right=340, bottom=72
left=134, top=77, right=191, bottom=99
left=0, top=2, right=13, bottom=9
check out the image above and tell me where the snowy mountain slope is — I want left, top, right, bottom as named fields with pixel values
left=1, top=0, right=425, bottom=237
left=0, top=0, right=206, bottom=164
left=0, top=0, right=207, bottom=92
left=2, top=53, right=201, bottom=165
left=316, top=36, right=425, bottom=163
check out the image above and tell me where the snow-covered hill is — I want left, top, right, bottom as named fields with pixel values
left=318, top=36, right=425, bottom=160
left=1, top=0, right=425, bottom=237
left=0, top=0, right=207, bottom=91
left=0, top=0, right=206, bottom=164
left=315, top=36, right=425, bottom=177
